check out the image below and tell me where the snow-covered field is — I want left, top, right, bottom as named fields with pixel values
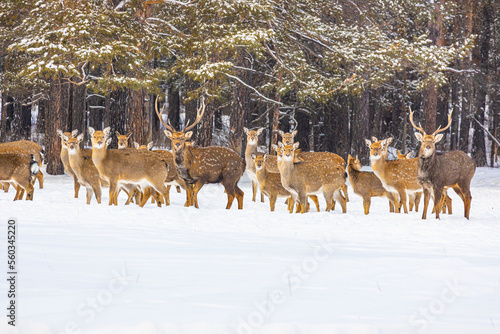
left=1, top=166, right=500, bottom=334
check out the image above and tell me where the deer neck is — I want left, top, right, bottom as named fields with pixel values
left=370, top=155, right=388, bottom=180
left=173, top=145, right=195, bottom=182
left=278, top=157, right=296, bottom=189
left=255, top=167, right=268, bottom=188
left=91, top=145, right=108, bottom=175
left=68, top=148, right=82, bottom=171
left=245, top=143, right=258, bottom=170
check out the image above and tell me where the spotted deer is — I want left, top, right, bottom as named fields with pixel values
left=409, top=108, right=476, bottom=219
left=366, top=137, right=422, bottom=213
left=116, top=131, right=132, bottom=149
left=395, top=149, right=423, bottom=212
left=156, top=98, right=245, bottom=209
left=57, top=129, right=81, bottom=198
left=0, top=140, right=44, bottom=190
left=60, top=133, right=102, bottom=204
left=252, top=153, right=320, bottom=212
left=88, top=127, right=170, bottom=207
left=347, top=154, right=395, bottom=214
left=0, top=152, right=39, bottom=201
left=278, top=142, right=347, bottom=213
left=243, top=127, right=265, bottom=202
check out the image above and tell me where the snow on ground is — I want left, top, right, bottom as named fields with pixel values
left=1, top=166, right=500, bottom=334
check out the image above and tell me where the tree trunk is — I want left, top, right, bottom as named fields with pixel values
left=128, top=89, right=148, bottom=146
left=450, top=74, right=460, bottom=150
left=230, top=84, right=246, bottom=155
left=71, top=80, right=86, bottom=135
left=353, top=87, right=370, bottom=163
left=45, top=78, right=71, bottom=175
left=198, top=100, right=214, bottom=147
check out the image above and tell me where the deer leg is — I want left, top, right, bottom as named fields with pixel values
left=260, top=191, right=265, bottom=203
left=309, top=195, right=320, bottom=212
left=421, top=187, right=431, bottom=219
left=36, top=171, right=44, bottom=189
left=432, top=187, right=444, bottom=219
left=298, top=193, right=308, bottom=214
left=13, top=185, right=22, bottom=201
left=363, top=196, right=371, bottom=215
left=252, top=180, right=257, bottom=202
left=73, top=176, right=81, bottom=198
left=164, top=185, right=171, bottom=206
left=26, top=183, right=34, bottom=201
left=192, top=181, right=204, bottom=209
left=124, top=188, right=136, bottom=205
left=108, top=181, right=118, bottom=206
left=398, top=190, right=408, bottom=214
left=409, top=194, right=415, bottom=211
left=445, top=193, right=452, bottom=215
left=270, top=194, right=277, bottom=212
left=176, top=185, right=181, bottom=193
left=184, top=184, right=193, bottom=207
left=139, top=187, right=152, bottom=208
left=236, top=186, right=244, bottom=210
left=3, top=182, right=10, bottom=192
left=334, top=189, right=347, bottom=213
left=342, top=184, right=349, bottom=202
left=86, top=187, right=93, bottom=205
left=93, top=184, right=102, bottom=204
left=414, top=192, right=422, bottom=212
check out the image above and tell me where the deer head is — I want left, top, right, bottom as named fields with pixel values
left=347, top=154, right=362, bottom=171
left=57, top=129, right=79, bottom=148
left=89, top=127, right=112, bottom=149
left=62, top=133, right=85, bottom=155
left=278, top=130, right=298, bottom=145
left=365, top=137, right=392, bottom=160
left=155, top=97, right=205, bottom=153
left=409, top=107, right=452, bottom=159
left=243, top=127, right=264, bottom=146
left=116, top=131, right=132, bottom=149
left=396, top=150, right=413, bottom=160
left=134, top=141, right=153, bottom=150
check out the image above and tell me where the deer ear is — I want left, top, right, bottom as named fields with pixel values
left=371, top=136, right=378, bottom=143
left=243, top=127, right=249, bottom=135
left=414, top=132, right=423, bottom=142
left=348, top=154, right=352, bottom=160
left=263, top=153, right=268, bottom=161
left=147, top=142, right=153, bottom=150
left=385, top=137, right=393, bottom=146
left=291, top=130, right=298, bottom=137
left=57, top=129, right=64, bottom=138
left=61, top=134, right=69, bottom=141
left=71, top=129, right=79, bottom=137
left=88, top=127, right=95, bottom=136
left=278, top=141, right=284, bottom=148
left=271, top=144, right=278, bottom=152
left=257, top=127, right=264, bottom=135
left=77, top=133, right=84, bottom=142
left=103, top=127, right=111, bottom=137
left=406, top=152, right=413, bottom=159
left=293, top=142, right=300, bottom=150
left=434, top=134, right=444, bottom=143
left=278, top=130, right=284, bottom=137
left=134, top=142, right=140, bottom=149
left=185, top=131, right=193, bottom=140
left=116, top=131, right=121, bottom=137
left=251, top=153, right=256, bottom=161
left=105, top=137, right=112, bottom=146
left=397, top=150, right=401, bottom=155
left=365, top=139, right=372, bottom=147
left=164, top=130, right=172, bottom=139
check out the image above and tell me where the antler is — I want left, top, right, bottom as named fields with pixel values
left=409, top=106, right=426, bottom=134
left=433, top=110, right=453, bottom=136
left=183, top=97, right=205, bottom=133
left=155, top=96, right=176, bottom=133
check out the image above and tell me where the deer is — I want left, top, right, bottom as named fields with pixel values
left=395, top=149, right=423, bottom=212
left=116, top=131, right=132, bottom=149
left=243, top=127, right=265, bottom=202
left=365, top=137, right=422, bottom=214
left=0, top=140, right=44, bottom=190
left=347, top=154, right=395, bottom=214
left=61, top=133, right=102, bottom=204
left=156, top=97, right=245, bottom=209
left=88, top=127, right=171, bottom=207
left=409, top=108, right=476, bottom=219
left=134, top=141, right=153, bottom=150
left=278, top=142, right=347, bottom=213
left=0, top=152, right=39, bottom=201
left=252, top=153, right=320, bottom=212
left=57, top=129, right=81, bottom=198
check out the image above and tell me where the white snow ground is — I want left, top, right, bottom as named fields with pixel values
left=1, top=166, right=500, bottom=334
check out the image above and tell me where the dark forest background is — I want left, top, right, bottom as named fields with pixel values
left=1, top=0, right=499, bottom=174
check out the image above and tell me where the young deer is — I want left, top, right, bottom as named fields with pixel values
left=156, top=98, right=245, bottom=209
left=57, top=129, right=81, bottom=198
left=252, top=153, right=320, bottom=212
left=62, top=133, right=102, bottom=204
left=395, top=149, right=422, bottom=212
left=88, top=127, right=170, bottom=207
left=366, top=137, right=421, bottom=214
left=278, top=142, right=347, bottom=213
left=347, top=154, right=395, bottom=214
left=0, top=140, right=44, bottom=189
left=116, top=131, right=132, bottom=149
left=0, top=152, right=39, bottom=201
left=243, top=127, right=265, bottom=202
left=409, top=108, right=476, bottom=219
left=134, top=141, right=153, bottom=150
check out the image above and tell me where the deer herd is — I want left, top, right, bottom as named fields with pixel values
left=0, top=102, right=476, bottom=220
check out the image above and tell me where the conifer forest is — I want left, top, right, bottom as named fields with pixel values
left=1, top=0, right=499, bottom=174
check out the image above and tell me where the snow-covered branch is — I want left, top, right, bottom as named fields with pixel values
left=224, top=73, right=283, bottom=105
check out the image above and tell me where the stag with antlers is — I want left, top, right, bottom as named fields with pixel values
left=409, top=107, right=476, bottom=219
left=156, top=97, right=245, bottom=209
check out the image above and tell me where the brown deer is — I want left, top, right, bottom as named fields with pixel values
left=409, top=108, right=476, bottom=219
left=88, top=127, right=170, bottom=207
left=156, top=98, right=245, bottom=209
left=365, top=137, right=422, bottom=213
left=116, top=131, right=132, bottom=149
left=62, top=133, right=102, bottom=204
left=252, top=153, right=320, bottom=212
left=57, top=129, right=81, bottom=198
left=278, top=142, right=347, bottom=213
left=0, top=140, right=44, bottom=189
left=134, top=141, right=153, bottom=150
left=0, top=152, right=39, bottom=201
left=243, top=127, right=265, bottom=202
left=347, top=154, right=395, bottom=214
left=395, top=149, right=422, bottom=212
